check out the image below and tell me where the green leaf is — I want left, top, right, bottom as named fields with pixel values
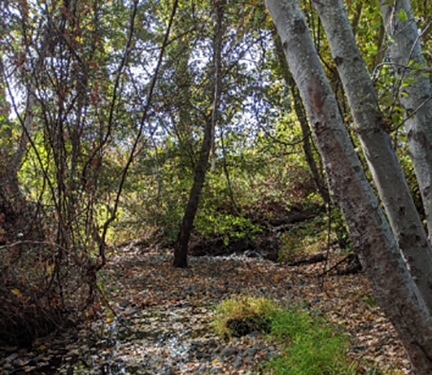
left=397, top=9, right=408, bottom=22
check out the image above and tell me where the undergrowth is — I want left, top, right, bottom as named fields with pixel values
left=267, top=307, right=357, bottom=374
left=213, top=296, right=359, bottom=375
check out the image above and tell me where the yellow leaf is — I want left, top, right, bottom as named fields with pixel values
left=47, top=264, right=55, bottom=275
left=11, top=288, right=21, bottom=295
left=107, top=316, right=114, bottom=323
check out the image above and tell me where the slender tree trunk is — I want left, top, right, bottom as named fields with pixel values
left=0, top=60, right=21, bottom=201
left=378, top=0, right=432, bottom=237
left=210, top=0, right=225, bottom=174
left=0, top=13, right=54, bottom=204
left=350, top=2, right=362, bottom=37
left=174, top=0, right=225, bottom=268
left=372, top=22, right=386, bottom=71
left=312, top=0, right=432, bottom=313
left=265, top=0, right=432, bottom=372
left=172, top=9, right=197, bottom=172
left=0, top=62, right=40, bottom=204
left=272, top=29, right=329, bottom=203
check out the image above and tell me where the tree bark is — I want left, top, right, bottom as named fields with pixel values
left=312, top=0, right=432, bottom=314
left=378, top=0, right=432, bottom=237
left=210, top=0, right=225, bottom=174
left=172, top=7, right=197, bottom=172
left=265, top=0, right=432, bottom=372
left=174, top=0, right=225, bottom=268
left=272, top=29, right=329, bottom=203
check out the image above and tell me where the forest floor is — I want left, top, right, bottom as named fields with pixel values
left=0, top=245, right=411, bottom=375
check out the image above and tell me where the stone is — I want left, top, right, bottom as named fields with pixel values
left=221, top=346, right=237, bottom=357
left=232, top=356, right=243, bottom=368
left=209, top=366, right=222, bottom=373
left=244, top=348, right=257, bottom=356
left=161, top=365, right=175, bottom=375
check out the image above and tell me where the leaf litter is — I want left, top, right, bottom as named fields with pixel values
left=0, top=246, right=411, bottom=374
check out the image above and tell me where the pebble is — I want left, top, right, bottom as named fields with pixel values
left=209, top=366, right=223, bottom=373
left=161, top=365, right=175, bottom=375
left=221, top=346, right=237, bottom=357
left=194, top=363, right=208, bottom=374
left=232, top=356, right=243, bottom=368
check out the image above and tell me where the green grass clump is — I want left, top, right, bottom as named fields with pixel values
left=213, top=296, right=358, bottom=375
left=268, top=308, right=357, bottom=374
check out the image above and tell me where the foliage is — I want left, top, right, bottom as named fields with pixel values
left=0, top=0, right=431, bottom=360
left=213, top=296, right=358, bottom=374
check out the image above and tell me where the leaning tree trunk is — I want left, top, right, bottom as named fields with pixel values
left=312, top=0, right=432, bottom=313
left=378, top=0, right=432, bottom=237
left=174, top=0, right=225, bottom=268
left=265, top=0, right=432, bottom=372
left=272, top=29, right=329, bottom=203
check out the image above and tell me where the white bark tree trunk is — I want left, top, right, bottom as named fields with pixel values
left=378, top=0, right=432, bottom=237
left=265, top=0, right=432, bottom=372
left=312, top=0, right=432, bottom=313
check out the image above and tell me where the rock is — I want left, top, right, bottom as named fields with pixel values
left=244, top=356, right=253, bottom=364
left=5, top=353, right=18, bottom=362
left=213, top=344, right=224, bottom=354
left=253, top=343, right=264, bottom=351
left=246, top=331, right=260, bottom=338
left=194, top=363, right=208, bottom=375
left=244, top=348, right=257, bottom=356
left=209, top=366, right=223, bottom=373
left=233, top=356, right=243, bottom=368
left=161, top=365, right=175, bottom=375
left=244, top=250, right=261, bottom=258
left=221, top=346, right=237, bottom=357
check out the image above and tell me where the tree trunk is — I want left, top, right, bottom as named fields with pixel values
left=265, top=0, right=432, bottom=372
left=312, top=0, right=432, bottom=313
left=0, top=16, right=54, bottom=206
left=172, top=8, right=197, bottom=172
left=174, top=0, right=225, bottom=268
left=210, top=0, right=226, bottom=174
left=378, top=0, right=432, bottom=237
left=272, top=29, right=329, bottom=203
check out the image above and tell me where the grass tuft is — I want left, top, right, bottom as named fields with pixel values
left=213, top=296, right=360, bottom=375
left=212, top=296, right=279, bottom=338
left=268, top=307, right=357, bottom=374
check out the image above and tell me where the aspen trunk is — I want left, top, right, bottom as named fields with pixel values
left=265, top=0, right=432, bottom=372
left=312, top=0, right=432, bottom=313
left=378, top=0, right=432, bottom=237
